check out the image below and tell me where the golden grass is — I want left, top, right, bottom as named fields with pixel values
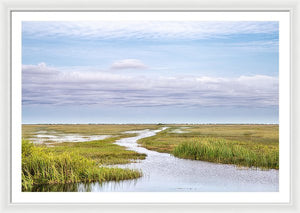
left=22, top=124, right=159, bottom=138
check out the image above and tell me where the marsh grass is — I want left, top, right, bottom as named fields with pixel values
left=22, top=124, right=159, bottom=138
left=138, top=124, right=279, bottom=169
left=22, top=125, right=156, bottom=191
left=49, top=135, right=146, bottom=165
left=173, top=138, right=278, bottom=169
left=22, top=140, right=141, bottom=191
left=22, top=124, right=279, bottom=191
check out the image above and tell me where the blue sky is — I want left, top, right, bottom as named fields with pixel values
left=22, top=21, right=279, bottom=124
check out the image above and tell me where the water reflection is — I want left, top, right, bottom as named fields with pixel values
left=31, top=183, right=80, bottom=192
left=31, top=180, right=140, bottom=192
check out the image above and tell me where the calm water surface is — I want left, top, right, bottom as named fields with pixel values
left=33, top=128, right=279, bottom=192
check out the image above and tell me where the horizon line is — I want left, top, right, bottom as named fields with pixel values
left=22, top=123, right=279, bottom=125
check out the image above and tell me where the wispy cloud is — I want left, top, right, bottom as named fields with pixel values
left=22, top=21, right=278, bottom=40
left=22, top=63, right=278, bottom=108
left=110, top=59, right=147, bottom=70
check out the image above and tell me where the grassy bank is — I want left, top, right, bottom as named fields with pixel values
left=138, top=125, right=279, bottom=169
left=173, top=138, right=278, bottom=169
left=22, top=139, right=142, bottom=191
left=49, top=135, right=146, bottom=165
left=22, top=124, right=159, bottom=191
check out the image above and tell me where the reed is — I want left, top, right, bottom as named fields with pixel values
left=22, top=140, right=141, bottom=191
left=173, top=137, right=279, bottom=169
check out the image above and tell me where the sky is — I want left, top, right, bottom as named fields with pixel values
left=22, top=21, right=279, bottom=124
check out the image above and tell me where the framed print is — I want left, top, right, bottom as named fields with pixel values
left=11, top=10, right=290, bottom=203
left=1, top=0, right=299, bottom=212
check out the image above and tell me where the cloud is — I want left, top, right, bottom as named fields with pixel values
left=22, top=62, right=59, bottom=77
left=110, top=59, right=148, bottom=70
left=22, top=21, right=278, bottom=41
left=224, top=40, right=279, bottom=52
left=22, top=63, right=278, bottom=108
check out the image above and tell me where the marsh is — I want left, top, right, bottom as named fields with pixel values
left=22, top=124, right=279, bottom=192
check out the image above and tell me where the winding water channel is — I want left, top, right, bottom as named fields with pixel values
left=78, top=127, right=279, bottom=192
left=33, top=127, right=279, bottom=192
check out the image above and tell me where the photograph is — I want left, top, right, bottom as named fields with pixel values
left=0, top=0, right=298, bottom=210
left=20, top=16, right=281, bottom=193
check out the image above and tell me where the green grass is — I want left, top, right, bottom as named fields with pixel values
left=138, top=124, right=279, bottom=169
left=22, top=139, right=142, bottom=191
left=48, top=135, right=146, bottom=165
left=21, top=124, right=159, bottom=191
left=173, top=137, right=278, bottom=169
left=22, top=124, right=279, bottom=191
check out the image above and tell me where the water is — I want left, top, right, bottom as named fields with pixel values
left=30, top=132, right=112, bottom=146
left=80, top=128, right=279, bottom=192
left=32, top=128, right=279, bottom=192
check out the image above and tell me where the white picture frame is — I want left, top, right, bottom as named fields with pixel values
left=1, top=0, right=299, bottom=212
